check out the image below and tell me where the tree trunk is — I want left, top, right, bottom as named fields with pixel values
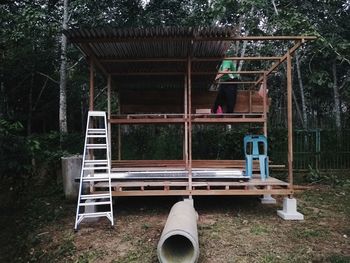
left=295, top=52, right=308, bottom=129
left=0, top=50, right=6, bottom=118
left=59, top=0, right=69, bottom=140
left=27, top=73, right=34, bottom=135
left=332, top=61, right=341, bottom=131
left=271, top=0, right=279, bottom=15
left=237, top=6, right=255, bottom=71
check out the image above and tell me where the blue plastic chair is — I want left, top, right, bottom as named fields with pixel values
left=244, top=135, right=269, bottom=180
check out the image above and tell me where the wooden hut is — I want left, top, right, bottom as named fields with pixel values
left=65, top=26, right=315, bottom=199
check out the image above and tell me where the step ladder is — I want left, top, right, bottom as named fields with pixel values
left=74, top=111, right=114, bottom=230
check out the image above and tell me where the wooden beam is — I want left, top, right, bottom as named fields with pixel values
left=89, top=59, right=94, bottom=111
left=287, top=50, right=294, bottom=190
left=255, top=41, right=302, bottom=85
left=70, top=35, right=317, bottom=44
left=117, top=87, right=121, bottom=161
left=193, top=56, right=283, bottom=61
left=217, top=71, right=266, bottom=75
left=263, top=73, right=268, bottom=136
left=187, top=55, right=193, bottom=192
left=109, top=188, right=293, bottom=197
left=100, top=56, right=282, bottom=63
left=102, top=58, right=187, bottom=63
left=111, top=72, right=186, bottom=76
left=80, top=44, right=108, bottom=76
left=192, top=118, right=265, bottom=123
left=184, top=75, right=188, bottom=168
left=110, top=71, right=266, bottom=76
left=109, top=118, right=186, bottom=124
left=218, top=81, right=258, bottom=84
left=107, top=75, right=112, bottom=155
left=194, top=36, right=316, bottom=42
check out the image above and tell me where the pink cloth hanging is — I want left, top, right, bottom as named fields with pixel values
left=216, top=105, right=223, bottom=114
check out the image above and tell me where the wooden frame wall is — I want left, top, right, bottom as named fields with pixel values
left=86, top=36, right=316, bottom=197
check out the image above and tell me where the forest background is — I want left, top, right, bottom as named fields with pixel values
left=1, top=0, right=350, bottom=185
left=0, top=1, right=349, bottom=261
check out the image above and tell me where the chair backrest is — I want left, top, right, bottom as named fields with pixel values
left=244, top=135, right=268, bottom=156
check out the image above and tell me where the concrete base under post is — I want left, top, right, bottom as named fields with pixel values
left=182, top=197, right=194, bottom=207
left=277, top=197, right=304, bottom=220
left=85, top=200, right=98, bottom=222
left=260, top=194, right=277, bottom=204
left=61, top=155, right=83, bottom=200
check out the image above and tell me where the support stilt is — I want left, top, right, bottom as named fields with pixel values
left=260, top=194, right=277, bottom=204
left=277, top=197, right=304, bottom=220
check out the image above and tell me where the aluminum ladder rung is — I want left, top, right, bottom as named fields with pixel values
left=82, top=177, right=110, bottom=182
left=86, top=134, right=107, bottom=138
left=88, top=128, right=106, bottom=133
left=88, top=111, right=106, bottom=117
left=79, top=201, right=111, bottom=206
left=78, top=212, right=112, bottom=218
left=84, top=160, right=108, bottom=164
left=86, top=144, right=107, bottom=149
left=76, top=212, right=113, bottom=225
left=83, top=167, right=109, bottom=171
left=81, top=193, right=110, bottom=200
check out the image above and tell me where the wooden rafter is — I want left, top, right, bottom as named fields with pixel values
left=70, top=35, right=317, bottom=44
left=100, top=56, right=282, bottom=63
left=110, top=71, right=268, bottom=76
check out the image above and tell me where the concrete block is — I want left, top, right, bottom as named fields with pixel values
left=277, top=197, right=304, bottom=220
left=260, top=194, right=277, bottom=204
left=183, top=197, right=194, bottom=207
left=84, top=200, right=98, bottom=222
left=61, top=155, right=83, bottom=200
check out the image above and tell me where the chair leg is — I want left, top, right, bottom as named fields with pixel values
left=258, top=155, right=267, bottom=180
left=245, top=155, right=253, bottom=178
left=265, top=156, right=269, bottom=178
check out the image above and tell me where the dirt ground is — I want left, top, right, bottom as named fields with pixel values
left=20, top=187, right=350, bottom=263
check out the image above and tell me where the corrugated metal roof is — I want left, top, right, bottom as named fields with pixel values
left=64, top=26, right=236, bottom=42
left=64, top=26, right=238, bottom=88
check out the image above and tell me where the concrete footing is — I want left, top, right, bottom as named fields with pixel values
left=84, top=200, right=98, bottom=222
left=182, top=197, right=194, bottom=207
left=277, top=197, right=304, bottom=220
left=61, top=155, right=83, bottom=200
left=260, top=194, right=277, bottom=204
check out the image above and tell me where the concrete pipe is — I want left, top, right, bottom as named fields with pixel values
left=157, top=200, right=199, bottom=263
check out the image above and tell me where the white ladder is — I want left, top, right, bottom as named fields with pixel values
left=74, top=111, right=114, bottom=230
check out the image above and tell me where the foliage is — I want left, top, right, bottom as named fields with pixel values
left=1, top=0, right=349, bottom=133
left=0, top=118, right=38, bottom=176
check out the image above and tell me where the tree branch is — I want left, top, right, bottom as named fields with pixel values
left=33, top=78, right=48, bottom=111
left=37, top=72, right=59, bottom=84
left=339, top=73, right=350, bottom=91
left=271, top=0, right=279, bottom=15
left=67, top=56, right=84, bottom=70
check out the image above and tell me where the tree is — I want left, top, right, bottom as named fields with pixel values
left=59, top=0, right=68, bottom=139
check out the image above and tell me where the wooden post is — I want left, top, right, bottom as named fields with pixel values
left=89, top=59, right=94, bottom=111
left=187, top=56, right=192, bottom=193
left=263, top=73, right=268, bottom=136
left=184, top=75, right=188, bottom=168
left=107, top=75, right=112, bottom=158
left=117, top=89, right=121, bottom=161
left=118, top=125, right=121, bottom=160
left=287, top=50, right=293, bottom=189
left=89, top=59, right=95, bottom=193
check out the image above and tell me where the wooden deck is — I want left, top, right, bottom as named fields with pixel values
left=111, top=159, right=285, bottom=171
left=95, top=160, right=289, bottom=197
left=93, top=176, right=291, bottom=196
left=109, top=113, right=265, bottom=124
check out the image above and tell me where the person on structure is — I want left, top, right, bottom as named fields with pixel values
left=212, top=59, right=240, bottom=113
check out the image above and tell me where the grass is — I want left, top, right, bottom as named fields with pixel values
left=1, top=175, right=349, bottom=263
